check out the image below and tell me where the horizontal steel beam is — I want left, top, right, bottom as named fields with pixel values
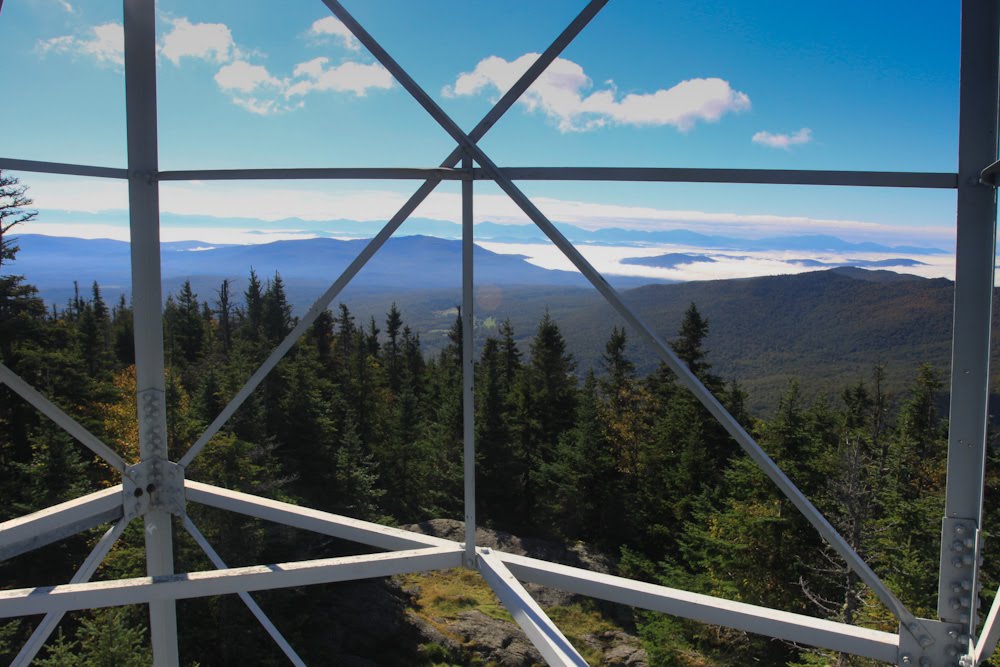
left=0, top=486, right=123, bottom=562
left=157, top=167, right=467, bottom=182
left=0, top=363, right=127, bottom=472
left=0, top=156, right=955, bottom=190
left=495, top=552, right=899, bottom=664
left=489, top=167, right=959, bottom=189
left=0, top=157, right=128, bottom=180
left=153, top=166, right=958, bottom=189
left=0, top=545, right=463, bottom=617
left=184, top=480, right=455, bottom=551
left=478, top=550, right=587, bottom=666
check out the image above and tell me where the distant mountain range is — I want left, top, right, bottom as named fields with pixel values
left=7, top=234, right=666, bottom=301
left=37, top=210, right=949, bottom=254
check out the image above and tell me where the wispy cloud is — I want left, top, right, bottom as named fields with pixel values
left=56, top=0, right=75, bottom=14
left=444, top=53, right=750, bottom=132
left=36, top=15, right=393, bottom=116
left=36, top=22, right=124, bottom=68
left=307, top=16, right=361, bottom=51
left=752, top=128, right=813, bottom=150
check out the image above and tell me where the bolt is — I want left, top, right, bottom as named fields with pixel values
left=919, top=657, right=930, bottom=667
left=956, top=524, right=967, bottom=535
left=947, top=646, right=958, bottom=657
left=951, top=598, right=962, bottom=610
left=901, top=654, right=912, bottom=664
left=919, top=636, right=933, bottom=648
left=953, top=540, right=966, bottom=552
left=133, top=487, right=144, bottom=497
left=146, top=483, right=155, bottom=494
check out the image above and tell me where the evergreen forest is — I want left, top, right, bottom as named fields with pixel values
left=2, top=172, right=1000, bottom=666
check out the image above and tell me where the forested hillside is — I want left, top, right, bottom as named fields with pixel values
left=2, top=267, right=999, bottom=664
left=2, top=174, right=1000, bottom=665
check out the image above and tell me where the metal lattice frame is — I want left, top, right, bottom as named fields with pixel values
left=0, top=1, right=997, bottom=665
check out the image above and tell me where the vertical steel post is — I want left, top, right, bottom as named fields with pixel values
left=937, top=0, right=1000, bottom=631
left=123, top=1, right=180, bottom=664
left=462, top=154, right=476, bottom=568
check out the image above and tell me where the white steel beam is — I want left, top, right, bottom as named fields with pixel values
left=177, top=0, right=608, bottom=467
left=496, top=552, right=899, bottom=664
left=182, top=516, right=307, bottom=667
left=461, top=153, right=476, bottom=568
left=157, top=167, right=467, bottom=181
left=151, top=166, right=960, bottom=189
left=0, top=546, right=463, bottom=617
left=320, top=0, right=928, bottom=641
left=184, top=480, right=455, bottom=551
left=123, top=1, right=178, bottom=663
left=0, top=363, right=127, bottom=472
left=937, top=0, right=1000, bottom=629
left=0, top=486, right=123, bottom=562
left=478, top=550, right=588, bottom=666
left=10, top=519, right=129, bottom=667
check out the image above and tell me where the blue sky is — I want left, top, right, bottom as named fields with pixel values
left=0, top=0, right=961, bottom=249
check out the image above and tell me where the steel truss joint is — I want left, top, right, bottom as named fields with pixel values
left=938, top=518, right=984, bottom=627
left=124, top=458, right=185, bottom=519
left=898, top=617, right=970, bottom=667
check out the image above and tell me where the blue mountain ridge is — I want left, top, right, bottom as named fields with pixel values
left=36, top=210, right=948, bottom=254
left=7, top=234, right=665, bottom=294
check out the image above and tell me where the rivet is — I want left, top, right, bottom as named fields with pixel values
left=919, top=635, right=933, bottom=648
left=133, top=487, right=144, bottom=497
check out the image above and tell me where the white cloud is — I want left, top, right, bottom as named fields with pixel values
left=444, top=53, right=750, bottom=132
left=285, top=57, right=393, bottom=97
left=308, top=16, right=361, bottom=51
left=37, top=22, right=124, bottom=67
left=752, top=128, right=813, bottom=149
left=214, top=61, right=281, bottom=93
left=160, top=17, right=237, bottom=65
left=56, top=0, right=75, bottom=14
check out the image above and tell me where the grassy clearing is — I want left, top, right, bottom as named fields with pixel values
left=402, top=569, right=630, bottom=666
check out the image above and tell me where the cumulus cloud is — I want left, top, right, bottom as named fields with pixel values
left=37, top=22, right=124, bottom=67
left=444, top=53, right=750, bottom=132
left=160, top=17, right=237, bottom=65
left=215, top=61, right=281, bottom=93
left=307, top=16, right=361, bottom=51
left=285, top=57, right=393, bottom=97
left=752, top=127, right=813, bottom=149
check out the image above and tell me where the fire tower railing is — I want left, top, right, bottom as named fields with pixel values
left=0, top=1, right=997, bottom=665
